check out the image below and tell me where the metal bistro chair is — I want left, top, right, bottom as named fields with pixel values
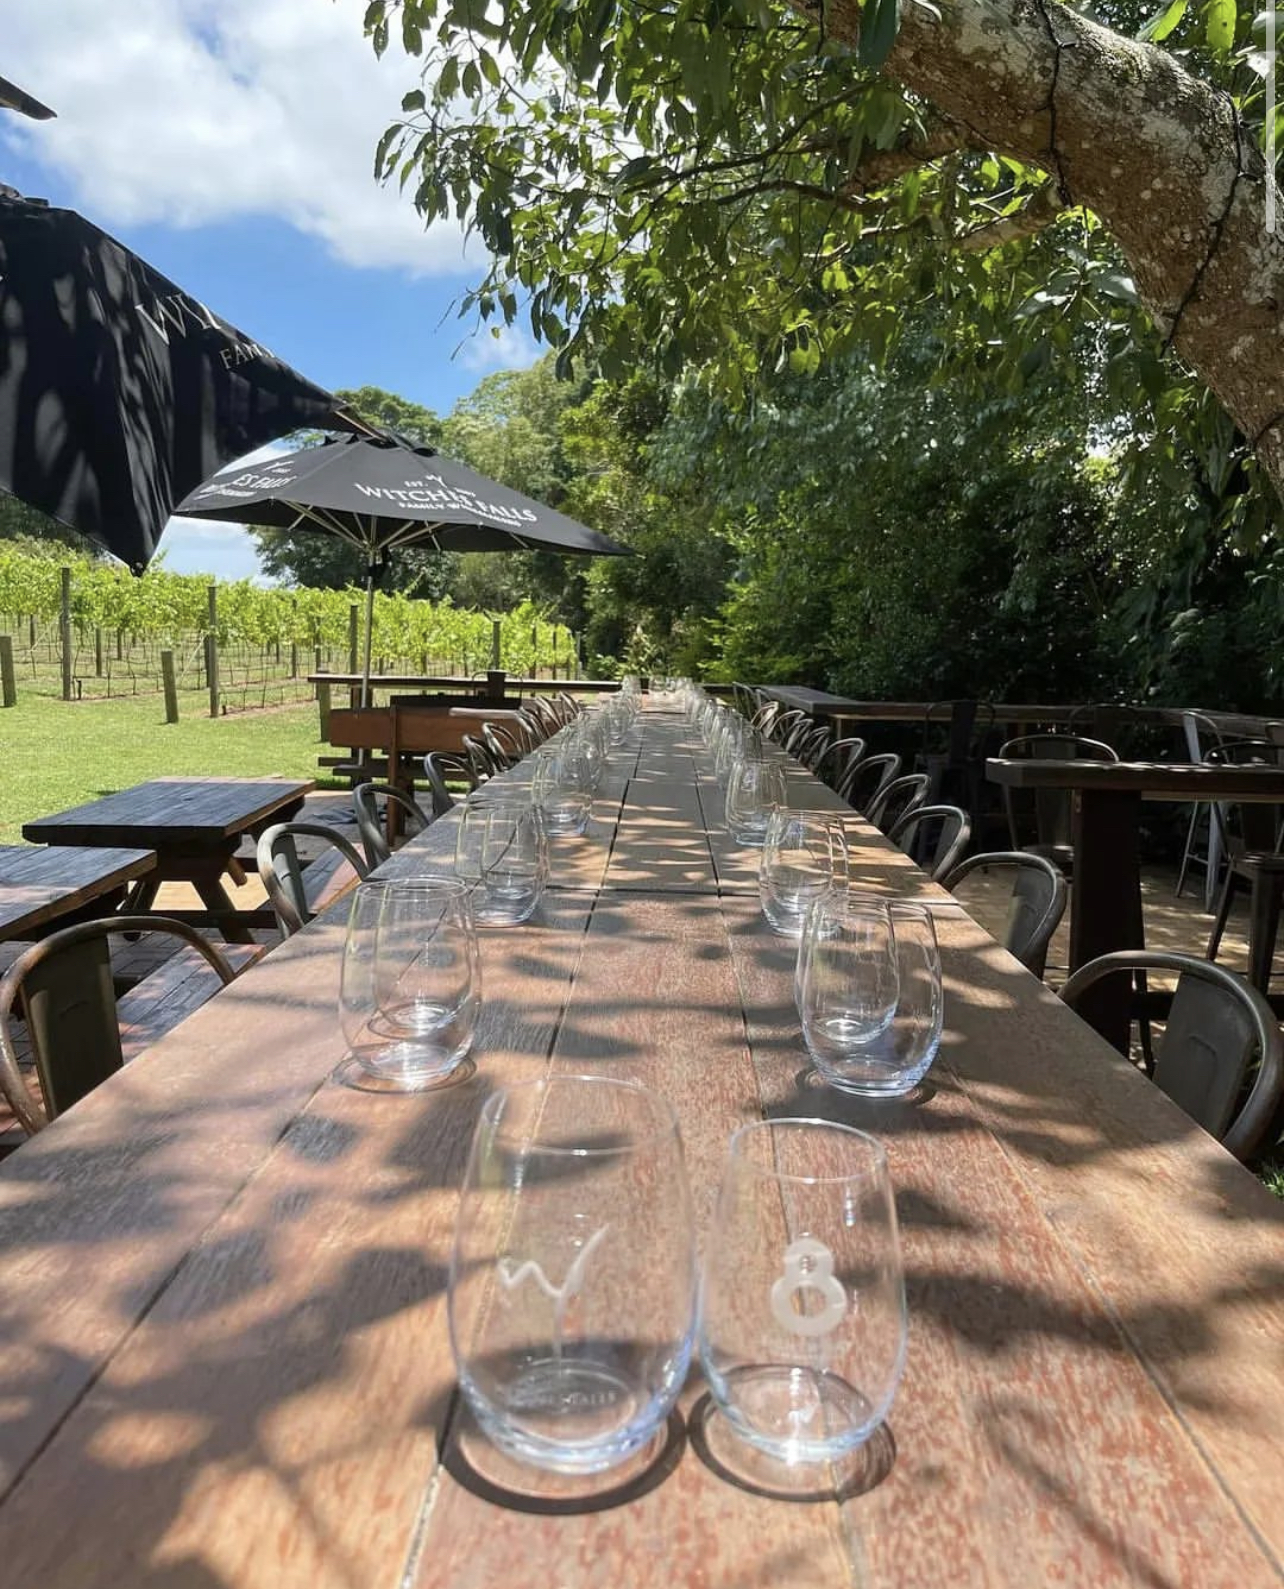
left=942, top=851, right=1067, bottom=978
left=423, top=751, right=477, bottom=817
left=866, top=773, right=931, bottom=835
left=483, top=721, right=525, bottom=770
left=999, top=732, right=1119, bottom=875
left=749, top=701, right=782, bottom=736
left=888, top=804, right=972, bottom=883
left=840, top=752, right=902, bottom=814
left=462, top=734, right=504, bottom=784
left=769, top=708, right=810, bottom=750
left=814, top=736, right=866, bottom=793
left=0, top=916, right=240, bottom=1136
left=1204, top=739, right=1284, bottom=992
left=352, top=782, right=433, bottom=869
left=795, top=724, right=832, bottom=771
left=256, top=822, right=370, bottom=938
left=1060, top=950, right=1284, bottom=1162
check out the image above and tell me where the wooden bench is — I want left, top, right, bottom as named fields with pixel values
left=116, top=940, right=267, bottom=1062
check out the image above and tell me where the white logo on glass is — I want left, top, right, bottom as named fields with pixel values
left=770, top=1237, right=847, bottom=1338
left=498, top=1225, right=609, bottom=1358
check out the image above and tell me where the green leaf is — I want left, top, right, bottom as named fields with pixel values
left=858, top=0, right=902, bottom=70
left=1138, top=0, right=1187, bottom=39
left=1204, top=0, right=1236, bottom=52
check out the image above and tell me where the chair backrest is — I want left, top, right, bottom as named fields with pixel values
left=352, top=782, right=431, bottom=868
left=840, top=751, right=902, bottom=812
left=888, top=804, right=972, bottom=881
left=256, top=822, right=370, bottom=938
left=795, top=724, right=831, bottom=769
left=749, top=701, right=781, bottom=735
left=555, top=691, right=582, bottom=721
left=462, top=734, right=502, bottom=783
left=769, top=708, right=809, bottom=747
left=942, top=850, right=1068, bottom=978
left=513, top=709, right=547, bottom=752
left=0, top=916, right=238, bottom=1135
left=866, top=773, right=931, bottom=835
left=526, top=696, right=562, bottom=734
left=998, top=733, right=1119, bottom=855
left=814, top=736, right=866, bottom=791
left=1059, top=950, right=1284, bottom=1161
left=483, top=721, right=523, bottom=769
left=422, top=751, right=476, bottom=816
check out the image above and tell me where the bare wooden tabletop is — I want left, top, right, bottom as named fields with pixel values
left=0, top=845, right=156, bottom=941
left=22, top=778, right=314, bottom=847
left=1, top=711, right=1282, bottom=1587
left=986, top=756, right=1284, bottom=800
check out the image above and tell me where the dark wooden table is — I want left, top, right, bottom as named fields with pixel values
left=2, top=718, right=1284, bottom=1585
left=986, top=757, right=1284, bottom=1043
left=761, top=687, right=1077, bottom=728
left=22, top=778, right=312, bottom=943
left=0, top=845, right=156, bottom=942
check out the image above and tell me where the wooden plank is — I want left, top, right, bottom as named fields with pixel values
left=0, top=845, right=156, bottom=939
left=23, top=779, right=314, bottom=846
left=987, top=757, right=1284, bottom=801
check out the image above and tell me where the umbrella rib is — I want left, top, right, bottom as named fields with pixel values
left=286, top=504, right=371, bottom=551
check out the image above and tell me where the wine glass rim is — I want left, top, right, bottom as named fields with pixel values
left=479, top=1072, right=682, bottom=1153
left=357, top=872, right=465, bottom=896
left=727, top=1117, right=889, bottom=1183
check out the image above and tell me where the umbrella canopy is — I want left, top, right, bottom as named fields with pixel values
left=0, top=189, right=355, bottom=569
left=175, top=432, right=630, bottom=701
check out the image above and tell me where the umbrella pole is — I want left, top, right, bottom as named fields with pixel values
left=361, top=562, right=377, bottom=709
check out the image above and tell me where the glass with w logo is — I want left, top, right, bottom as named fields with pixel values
left=449, top=1075, right=697, bottom=1473
left=699, top=1119, right=906, bottom=1466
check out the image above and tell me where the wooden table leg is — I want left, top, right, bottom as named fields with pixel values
left=191, top=875, right=254, bottom=943
left=1070, top=788, right=1145, bottom=1052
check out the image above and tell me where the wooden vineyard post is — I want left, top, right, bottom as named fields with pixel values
left=60, top=567, right=73, bottom=701
left=0, top=635, right=16, bottom=707
left=290, top=641, right=298, bottom=678
left=95, top=627, right=104, bottom=677
left=348, top=604, right=359, bottom=675
left=160, top=650, right=179, bottom=723
left=28, top=614, right=35, bottom=649
left=206, top=584, right=220, bottom=718
left=551, top=629, right=559, bottom=680
left=491, top=619, right=502, bottom=673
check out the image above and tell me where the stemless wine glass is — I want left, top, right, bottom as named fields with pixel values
left=456, top=799, right=548, bottom=925
left=699, top=1119, right=906, bottom=1466
left=352, top=876, right=480, bottom=1086
left=826, top=902, right=943, bottom=1095
left=450, top=1074, right=697, bottom=1474
left=759, top=809, right=849, bottom=936
left=531, top=744, right=593, bottom=836
left=797, top=892, right=900, bottom=1078
left=726, top=755, right=788, bottom=845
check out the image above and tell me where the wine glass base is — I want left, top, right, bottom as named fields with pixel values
left=690, top=1388, right=895, bottom=1503
left=332, top=1052, right=476, bottom=1094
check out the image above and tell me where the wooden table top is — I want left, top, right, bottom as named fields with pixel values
left=2, top=713, right=1283, bottom=1586
left=986, top=756, right=1284, bottom=800
left=22, top=778, right=315, bottom=847
left=761, top=687, right=1077, bottom=724
left=0, top=845, right=156, bottom=941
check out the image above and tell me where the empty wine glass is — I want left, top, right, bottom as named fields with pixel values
left=797, top=892, right=899, bottom=1076
left=699, top=1119, right=906, bottom=1465
left=450, top=1074, right=697, bottom=1473
left=456, top=799, right=548, bottom=926
left=726, top=755, right=788, bottom=845
left=759, top=809, right=849, bottom=936
left=347, top=876, right=480, bottom=1087
left=531, top=744, right=593, bottom=836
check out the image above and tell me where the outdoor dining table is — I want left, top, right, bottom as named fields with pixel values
left=1, top=711, right=1283, bottom=1586
left=0, top=844, right=156, bottom=942
left=21, top=776, right=313, bottom=943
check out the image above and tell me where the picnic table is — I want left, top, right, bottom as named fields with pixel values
left=0, top=845, right=156, bottom=941
left=22, top=778, right=312, bottom=943
left=1, top=712, right=1283, bottom=1586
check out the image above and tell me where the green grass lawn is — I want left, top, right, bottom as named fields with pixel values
left=0, top=695, right=338, bottom=844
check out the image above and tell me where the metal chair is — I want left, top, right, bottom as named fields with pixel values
left=888, top=804, right=972, bottom=882
left=256, top=822, right=370, bottom=938
left=840, top=751, right=902, bottom=813
left=814, top=736, right=866, bottom=792
left=462, top=734, right=503, bottom=783
left=942, top=851, right=1067, bottom=978
left=0, top=916, right=239, bottom=1135
left=422, top=751, right=477, bottom=817
left=1060, top=950, right=1284, bottom=1161
left=795, top=724, right=832, bottom=771
left=768, top=708, right=809, bottom=749
left=483, top=721, right=524, bottom=770
left=866, top=773, right=930, bottom=835
left=749, top=701, right=782, bottom=736
left=998, top=732, right=1118, bottom=874
left=352, top=782, right=432, bottom=868
left=1204, top=740, right=1284, bottom=991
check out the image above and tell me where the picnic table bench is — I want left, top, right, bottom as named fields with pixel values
left=0, top=845, right=156, bottom=942
left=1, top=711, right=1283, bottom=1585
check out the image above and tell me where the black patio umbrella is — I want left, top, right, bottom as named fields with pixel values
left=174, top=432, right=630, bottom=701
left=0, top=188, right=357, bottom=570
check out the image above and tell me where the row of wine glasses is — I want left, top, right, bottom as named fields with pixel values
left=450, top=1074, right=906, bottom=1478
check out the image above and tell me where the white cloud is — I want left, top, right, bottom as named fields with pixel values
left=0, top=0, right=478, bottom=275
left=456, top=320, right=544, bottom=372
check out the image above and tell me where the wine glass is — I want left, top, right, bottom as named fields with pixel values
left=699, top=1118, right=906, bottom=1465
left=456, top=799, right=548, bottom=925
left=797, top=891, right=899, bottom=1075
left=449, top=1074, right=697, bottom=1473
left=759, top=809, right=849, bottom=936
left=531, top=744, right=593, bottom=836
left=726, top=755, right=788, bottom=845
left=343, top=876, right=480, bottom=1087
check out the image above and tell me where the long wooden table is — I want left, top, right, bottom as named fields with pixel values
left=23, top=778, right=312, bottom=943
left=0, top=845, right=156, bottom=941
left=1, top=713, right=1283, bottom=1586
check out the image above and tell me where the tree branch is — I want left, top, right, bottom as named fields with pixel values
left=840, top=121, right=970, bottom=195
left=957, top=183, right=1065, bottom=251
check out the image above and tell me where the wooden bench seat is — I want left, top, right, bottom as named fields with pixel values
left=116, top=941, right=266, bottom=1062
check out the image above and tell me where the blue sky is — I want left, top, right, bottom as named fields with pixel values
left=0, top=0, right=540, bottom=580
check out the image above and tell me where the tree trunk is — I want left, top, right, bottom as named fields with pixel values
left=820, top=0, right=1284, bottom=492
